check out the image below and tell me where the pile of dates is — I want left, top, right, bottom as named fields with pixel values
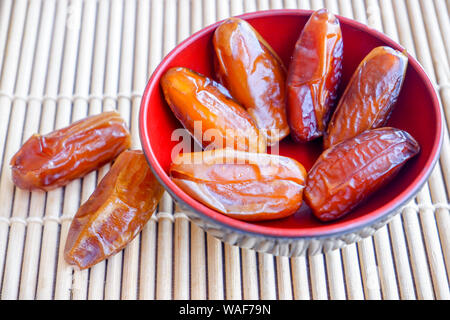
left=163, top=8, right=420, bottom=222
left=11, top=111, right=165, bottom=269
left=10, top=9, right=420, bottom=269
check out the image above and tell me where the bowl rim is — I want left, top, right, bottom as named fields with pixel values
left=139, top=9, right=443, bottom=240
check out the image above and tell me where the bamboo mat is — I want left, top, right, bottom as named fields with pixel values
left=0, top=0, right=449, bottom=300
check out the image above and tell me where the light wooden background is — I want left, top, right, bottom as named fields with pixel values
left=0, top=0, right=449, bottom=300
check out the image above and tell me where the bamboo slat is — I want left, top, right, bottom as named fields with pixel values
left=324, top=250, right=346, bottom=300
left=69, top=0, right=97, bottom=301
left=53, top=0, right=83, bottom=300
left=241, top=249, right=259, bottom=299
left=172, top=0, right=191, bottom=300
left=0, top=0, right=12, bottom=75
left=257, top=0, right=270, bottom=11
left=225, top=244, right=242, bottom=300
left=101, top=0, right=125, bottom=300
left=19, top=0, right=65, bottom=300
left=173, top=208, right=190, bottom=300
left=1, top=0, right=43, bottom=300
left=334, top=3, right=366, bottom=301
left=396, top=0, right=450, bottom=300
left=119, top=0, right=138, bottom=300
left=258, top=253, right=277, bottom=300
left=276, top=256, right=294, bottom=300
left=0, top=0, right=448, bottom=301
left=207, top=234, right=225, bottom=300
left=0, top=0, right=28, bottom=293
left=85, top=0, right=109, bottom=301
left=291, top=256, right=311, bottom=300
left=341, top=244, right=364, bottom=299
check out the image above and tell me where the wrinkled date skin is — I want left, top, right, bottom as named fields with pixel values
left=324, top=46, right=408, bottom=149
left=161, top=67, right=266, bottom=153
left=10, top=111, right=131, bottom=191
left=287, top=8, right=343, bottom=142
left=170, top=148, right=307, bottom=221
left=64, top=150, right=164, bottom=269
left=213, top=18, right=290, bottom=145
left=305, top=128, right=420, bottom=221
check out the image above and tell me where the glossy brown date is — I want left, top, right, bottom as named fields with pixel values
left=286, top=8, right=343, bottom=142
left=170, top=148, right=307, bottom=221
left=305, top=128, right=420, bottom=221
left=324, top=46, right=408, bottom=149
left=213, top=18, right=290, bottom=145
left=64, top=150, right=164, bottom=269
left=161, top=67, right=266, bottom=153
left=10, top=111, right=131, bottom=191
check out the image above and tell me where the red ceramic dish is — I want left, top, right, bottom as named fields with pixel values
left=139, top=10, right=442, bottom=253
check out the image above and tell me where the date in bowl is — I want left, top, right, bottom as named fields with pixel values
left=139, top=10, right=443, bottom=256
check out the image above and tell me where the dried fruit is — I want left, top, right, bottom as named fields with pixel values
left=305, top=128, right=420, bottom=221
left=161, top=67, right=266, bottom=153
left=170, top=148, right=307, bottom=221
left=64, top=150, right=164, bottom=269
left=213, top=18, right=290, bottom=145
left=286, top=8, right=343, bottom=142
left=10, top=111, right=131, bottom=191
left=324, top=46, right=408, bottom=149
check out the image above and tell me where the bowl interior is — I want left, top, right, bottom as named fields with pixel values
left=140, top=10, right=442, bottom=238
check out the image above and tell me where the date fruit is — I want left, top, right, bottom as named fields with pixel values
left=10, top=111, right=131, bottom=191
left=286, top=8, right=343, bottom=142
left=213, top=18, right=290, bottom=145
left=161, top=67, right=266, bottom=153
left=324, top=46, right=408, bottom=149
left=305, top=128, right=420, bottom=221
left=64, top=150, right=164, bottom=269
left=170, top=148, right=307, bottom=221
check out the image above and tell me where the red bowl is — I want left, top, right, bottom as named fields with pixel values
left=139, top=10, right=443, bottom=255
